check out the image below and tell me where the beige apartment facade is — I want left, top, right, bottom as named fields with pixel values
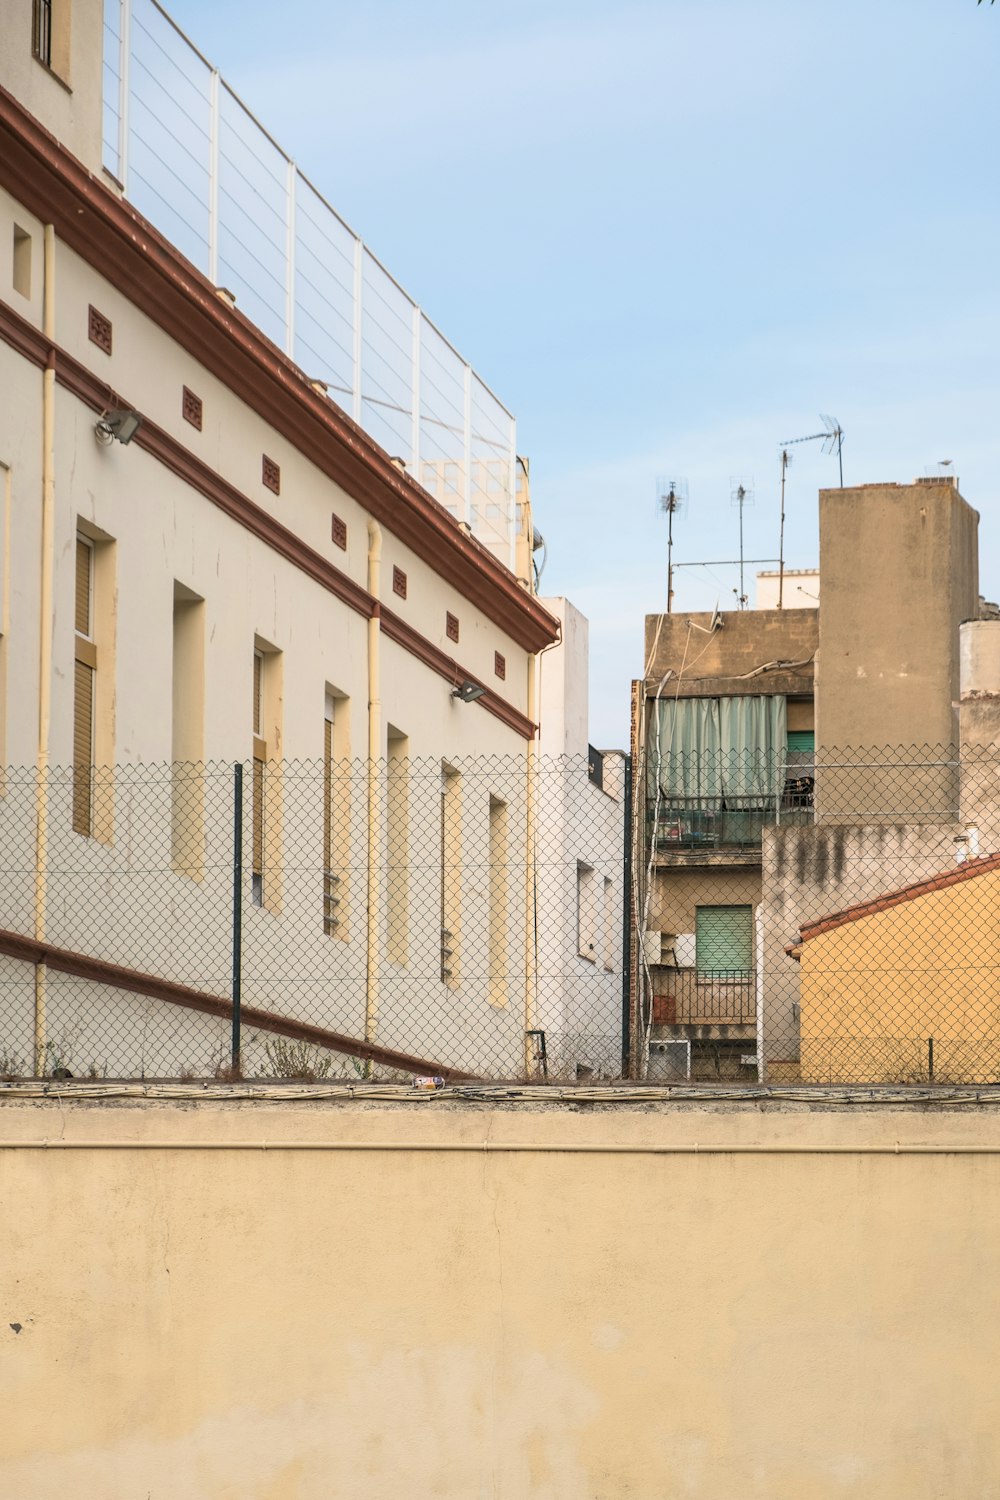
left=0, top=3, right=564, bottom=1080
left=633, top=478, right=987, bottom=1081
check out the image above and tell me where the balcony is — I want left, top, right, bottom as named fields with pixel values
left=651, top=969, right=755, bottom=1026
left=648, top=781, right=814, bottom=854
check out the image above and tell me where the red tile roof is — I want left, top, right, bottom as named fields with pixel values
left=790, top=849, right=1000, bottom=951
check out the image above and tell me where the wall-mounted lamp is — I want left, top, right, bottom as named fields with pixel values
left=452, top=680, right=486, bottom=704
left=95, top=407, right=143, bottom=446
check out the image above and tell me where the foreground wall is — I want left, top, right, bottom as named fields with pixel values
left=3, top=1092, right=1000, bottom=1499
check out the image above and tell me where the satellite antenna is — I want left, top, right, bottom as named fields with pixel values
left=657, top=477, right=687, bottom=614
left=730, top=478, right=754, bottom=609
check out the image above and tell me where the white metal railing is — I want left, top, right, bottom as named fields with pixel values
left=101, top=0, right=517, bottom=571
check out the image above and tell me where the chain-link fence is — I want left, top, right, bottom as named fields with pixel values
left=0, top=754, right=627, bottom=1083
left=637, top=741, right=1000, bottom=1086
left=7, top=743, right=1000, bottom=1088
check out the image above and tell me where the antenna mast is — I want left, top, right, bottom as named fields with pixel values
left=657, top=478, right=687, bottom=613
left=730, top=478, right=754, bottom=609
left=778, top=449, right=790, bottom=609
left=776, top=415, right=844, bottom=608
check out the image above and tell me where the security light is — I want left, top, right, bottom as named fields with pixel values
left=452, top=680, right=486, bottom=704
left=95, top=408, right=143, bottom=446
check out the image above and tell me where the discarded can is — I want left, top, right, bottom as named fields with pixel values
left=412, top=1075, right=445, bottom=1089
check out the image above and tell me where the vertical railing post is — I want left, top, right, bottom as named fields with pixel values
left=462, top=362, right=472, bottom=529
left=231, top=762, right=243, bottom=1072
left=352, top=239, right=364, bottom=425
left=208, top=68, right=220, bottom=284
left=118, top=0, right=132, bottom=194
left=410, top=303, right=421, bottom=478
left=285, top=159, right=296, bottom=358
left=621, top=752, right=633, bottom=1078
left=508, top=414, right=518, bottom=575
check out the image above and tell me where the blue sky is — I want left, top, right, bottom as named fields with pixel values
left=159, top=0, right=1000, bottom=747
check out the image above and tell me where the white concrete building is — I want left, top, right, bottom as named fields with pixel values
left=0, top=0, right=567, bottom=1080
left=534, top=598, right=627, bottom=1078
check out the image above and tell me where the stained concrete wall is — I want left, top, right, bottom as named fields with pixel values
left=817, top=480, right=979, bottom=760
left=4, top=1093, right=1000, bottom=1498
left=643, top=609, right=818, bottom=699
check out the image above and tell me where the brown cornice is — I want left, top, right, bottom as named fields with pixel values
left=0, top=297, right=535, bottom=740
left=0, top=81, right=558, bottom=654
left=0, top=927, right=478, bottom=1081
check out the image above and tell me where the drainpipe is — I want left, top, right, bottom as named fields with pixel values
left=365, top=521, right=382, bottom=1053
left=523, top=649, right=538, bottom=1075
left=33, top=224, right=56, bottom=1076
left=522, top=621, right=562, bottom=1078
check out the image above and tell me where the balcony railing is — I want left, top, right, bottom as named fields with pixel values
left=651, top=970, right=756, bottom=1026
left=649, top=800, right=813, bottom=850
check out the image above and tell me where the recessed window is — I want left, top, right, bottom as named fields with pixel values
left=392, top=566, right=407, bottom=600
left=88, top=306, right=112, bottom=356
left=331, top=514, right=347, bottom=550
left=32, top=0, right=52, bottom=66
left=494, top=651, right=506, bottom=681
left=262, top=455, right=280, bottom=495
left=446, top=612, right=459, bottom=643
left=182, top=387, right=203, bottom=430
left=73, top=535, right=96, bottom=836
left=12, top=226, right=31, bottom=299
left=32, top=0, right=70, bottom=81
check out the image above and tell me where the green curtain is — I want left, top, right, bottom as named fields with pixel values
left=648, top=696, right=787, bottom=805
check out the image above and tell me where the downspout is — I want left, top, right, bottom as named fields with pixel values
left=365, top=521, right=382, bottom=1054
left=523, top=621, right=562, bottom=1079
left=33, top=223, right=56, bottom=1077
left=523, top=649, right=538, bottom=1076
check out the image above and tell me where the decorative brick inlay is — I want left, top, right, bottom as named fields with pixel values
left=262, top=455, right=280, bottom=495
left=88, top=305, right=112, bottom=355
left=331, top=513, right=347, bottom=550
left=182, top=387, right=203, bottom=430
left=494, top=651, right=506, bottom=680
left=392, top=566, right=407, bottom=600
left=446, top=612, right=459, bottom=643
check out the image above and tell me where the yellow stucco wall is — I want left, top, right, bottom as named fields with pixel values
left=799, top=867, right=1000, bottom=1083
left=4, top=1094, right=1000, bottom=1498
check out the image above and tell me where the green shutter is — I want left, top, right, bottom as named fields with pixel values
left=696, top=906, right=753, bottom=975
left=786, top=731, right=815, bottom=752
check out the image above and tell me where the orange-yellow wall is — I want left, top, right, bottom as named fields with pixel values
left=5, top=1094, right=1000, bottom=1497
left=799, top=868, right=1000, bottom=1083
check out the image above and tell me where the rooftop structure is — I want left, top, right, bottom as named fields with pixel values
left=101, top=0, right=520, bottom=568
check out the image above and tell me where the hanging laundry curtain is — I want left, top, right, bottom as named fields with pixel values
left=647, top=696, right=787, bottom=805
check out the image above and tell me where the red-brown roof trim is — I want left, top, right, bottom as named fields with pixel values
left=0, top=927, right=478, bottom=1081
left=0, top=81, right=558, bottom=655
left=0, top=298, right=535, bottom=741
left=794, top=850, right=1000, bottom=947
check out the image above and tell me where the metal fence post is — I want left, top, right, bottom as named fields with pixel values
left=232, top=762, right=243, bottom=1072
left=621, top=752, right=633, bottom=1077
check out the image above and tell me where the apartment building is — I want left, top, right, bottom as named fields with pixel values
left=632, top=477, right=988, bottom=1081
left=0, top=0, right=566, bottom=1080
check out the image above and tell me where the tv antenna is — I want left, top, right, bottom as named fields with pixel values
left=730, top=478, right=754, bottom=609
left=776, top=414, right=843, bottom=610
left=780, top=413, right=844, bottom=487
left=657, top=477, right=687, bottom=613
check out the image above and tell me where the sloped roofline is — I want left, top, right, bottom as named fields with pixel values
left=0, top=82, right=558, bottom=655
left=791, top=850, right=1000, bottom=951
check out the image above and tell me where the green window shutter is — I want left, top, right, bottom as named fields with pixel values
left=786, top=731, right=815, bottom=752
left=696, top=905, right=753, bottom=975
